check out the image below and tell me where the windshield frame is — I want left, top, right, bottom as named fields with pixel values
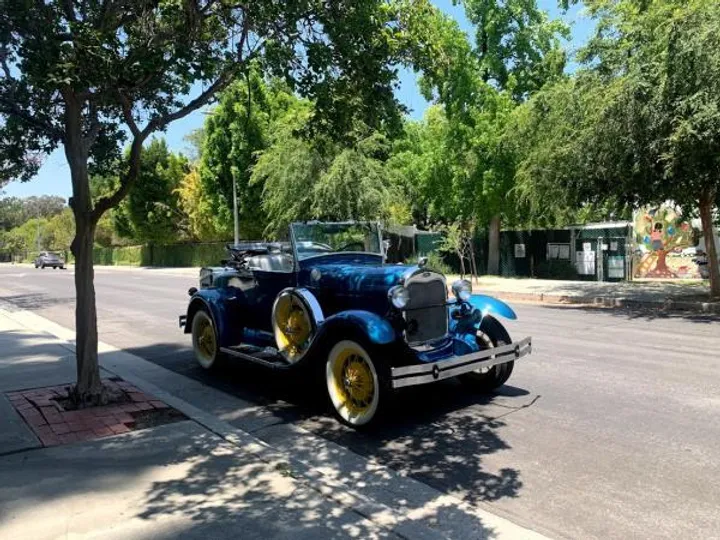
left=289, top=221, right=384, bottom=266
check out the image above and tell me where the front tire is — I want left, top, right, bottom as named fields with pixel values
left=191, top=308, right=221, bottom=370
left=459, top=316, right=514, bottom=392
left=325, top=339, right=387, bottom=428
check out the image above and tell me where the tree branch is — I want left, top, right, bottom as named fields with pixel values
left=143, top=72, right=233, bottom=136
left=92, top=135, right=144, bottom=221
left=117, top=91, right=141, bottom=137
left=61, top=0, right=77, bottom=22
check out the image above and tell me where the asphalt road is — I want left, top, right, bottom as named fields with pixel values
left=2, top=264, right=720, bottom=539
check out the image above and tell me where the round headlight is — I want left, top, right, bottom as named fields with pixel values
left=452, top=279, right=472, bottom=302
left=388, top=285, right=410, bottom=309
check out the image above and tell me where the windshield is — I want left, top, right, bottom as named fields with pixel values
left=291, top=222, right=382, bottom=260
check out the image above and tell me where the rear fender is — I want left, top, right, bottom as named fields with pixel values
left=184, top=289, right=233, bottom=347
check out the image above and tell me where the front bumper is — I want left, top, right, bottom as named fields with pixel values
left=391, top=336, right=532, bottom=389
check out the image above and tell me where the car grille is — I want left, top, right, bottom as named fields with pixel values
left=404, top=272, right=448, bottom=344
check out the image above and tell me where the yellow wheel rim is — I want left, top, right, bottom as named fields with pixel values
left=274, top=293, right=313, bottom=362
left=197, top=317, right=216, bottom=358
left=326, top=341, right=379, bottom=425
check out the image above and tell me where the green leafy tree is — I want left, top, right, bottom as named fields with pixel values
left=1, top=0, right=435, bottom=400
left=123, top=139, right=189, bottom=244
left=198, top=75, right=300, bottom=240
left=513, top=0, right=720, bottom=296
left=45, top=207, right=75, bottom=251
left=0, top=195, right=66, bottom=230
left=411, top=0, right=570, bottom=274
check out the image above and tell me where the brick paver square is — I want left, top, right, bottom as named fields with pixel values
left=7, top=378, right=183, bottom=448
left=50, top=423, right=71, bottom=435
left=114, top=412, right=134, bottom=424
left=59, top=433, right=79, bottom=444
left=75, top=430, right=96, bottom=442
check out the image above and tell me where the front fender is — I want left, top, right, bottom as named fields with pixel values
left=467, top=294, right=517, bottom=321
left=316, top=310, right=396, bottom=346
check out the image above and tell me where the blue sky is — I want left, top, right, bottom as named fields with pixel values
left=3, top=1, right=593, bottom=200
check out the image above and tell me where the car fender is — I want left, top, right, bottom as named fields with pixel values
left=467, top=294, right=517, bottom=322
left=312, top=310, right=397, bottom=351
left=184, top=289, right=232, bottom=346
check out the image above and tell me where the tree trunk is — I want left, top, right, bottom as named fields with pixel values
left=63, top=93, right=103, bottom=400
left=71, top=216, right=102, bottom=398
left=699, top=190, right=720, bottom=298
left=487, top=214, right=501, bottom=275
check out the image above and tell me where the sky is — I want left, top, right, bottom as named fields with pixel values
left=2, top=1, right=594, bottom=200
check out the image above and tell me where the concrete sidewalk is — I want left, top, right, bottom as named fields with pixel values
left=456, top=275, right=719, bottom=314
left=0, top=307, right=549, bottom=540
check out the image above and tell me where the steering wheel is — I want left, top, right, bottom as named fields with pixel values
left=338, top=241, right=365, bottom=252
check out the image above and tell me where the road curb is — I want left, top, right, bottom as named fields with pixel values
left=0, top=306, right=552, bottom=540
left=488, top=291, right=720, bottom=314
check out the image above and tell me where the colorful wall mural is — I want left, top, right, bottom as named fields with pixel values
left=633, top=206, right=700, bottom=279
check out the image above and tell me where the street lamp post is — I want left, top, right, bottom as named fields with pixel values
left=231, top=165, right=239, bottom=247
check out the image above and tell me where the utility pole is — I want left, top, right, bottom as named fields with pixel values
left=231, top=164, right=239, bottom=246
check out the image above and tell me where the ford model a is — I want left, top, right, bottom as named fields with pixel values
left=180, top=222, right=532, bottom=428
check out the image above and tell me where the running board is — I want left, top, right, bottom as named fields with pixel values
left=219, top=346, right=290, bottom=369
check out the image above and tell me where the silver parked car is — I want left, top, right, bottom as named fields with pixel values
left=34, top=251, right=65, bottom=269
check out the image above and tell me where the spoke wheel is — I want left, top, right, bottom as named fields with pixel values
left=192, top=309, right=219, bottom=369
left=326, top=340, right=381, bottom=427
left=459, top=315, right=514, bottom=392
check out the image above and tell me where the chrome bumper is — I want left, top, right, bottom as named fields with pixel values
left=391, top=336, right=532, bottom=389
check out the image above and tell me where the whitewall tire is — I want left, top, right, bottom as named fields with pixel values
left=325, top=340, right=382, bottom=427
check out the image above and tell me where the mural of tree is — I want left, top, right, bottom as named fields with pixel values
left=634, top=206, right=693, bottom=278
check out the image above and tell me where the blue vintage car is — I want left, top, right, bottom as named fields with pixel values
left=180, top=222, right=531, bottom=428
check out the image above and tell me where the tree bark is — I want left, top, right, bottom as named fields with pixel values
left=63, top=91, right=103, bottom=400
left=72, top=216, right=102, bottom=398
left=699, top=189, right=720, bottom=298
left=487, top=214, right=501, bottom=275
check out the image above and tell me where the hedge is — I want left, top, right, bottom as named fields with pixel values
left=89, top=243, right=228, bottom=267
left=11, top=243, right=229, bottom=268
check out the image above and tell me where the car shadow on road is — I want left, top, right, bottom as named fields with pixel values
left=126, top=341, right=529, bottom=507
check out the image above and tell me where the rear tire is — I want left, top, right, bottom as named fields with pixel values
left=325, top=338, right=388, bottom=428
left=191, top=308, right=222, bottom=370
left=459, top=316, right=514, bottom=392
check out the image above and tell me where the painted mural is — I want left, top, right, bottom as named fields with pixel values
left=633, top=206, right=699, bottom=279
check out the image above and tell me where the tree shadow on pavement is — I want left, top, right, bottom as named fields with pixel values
left=539, top=303, right=720, bottom=324
left=287, top=380, right=529, bottom=506
left=0, top=293, right=74, bottom=311
left=125, top=342, right=529, bottom=510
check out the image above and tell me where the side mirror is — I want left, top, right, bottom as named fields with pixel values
left=418, top=256, right=428, bottom=267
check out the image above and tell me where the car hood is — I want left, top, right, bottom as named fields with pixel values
left=299, top=254, right=416, bottom=297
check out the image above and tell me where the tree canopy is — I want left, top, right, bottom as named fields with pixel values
left=512, top=0, right=720, bottom=295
